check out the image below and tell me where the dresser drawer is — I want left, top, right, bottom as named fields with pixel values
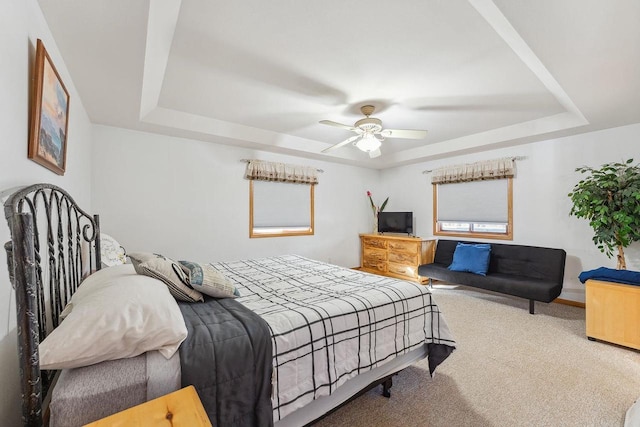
left=388, top=240, right=419, bottom=254
left=388, top=262, right=418, bottom=278
left=363, top=248, right=387, bottom=263
left=388, top=251, right=418, bottom=265
left=363, top=259, right=386, bottom=272
left=363, top=237, right=388, bottom=250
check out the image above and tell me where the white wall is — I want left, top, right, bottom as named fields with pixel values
left=92, top=125, right=380, bottom=268
left=0, top=1, right=93, bottom=424
left=93, top=123, right=640, bottom=305
left=381, top=123, right=640, bottom=302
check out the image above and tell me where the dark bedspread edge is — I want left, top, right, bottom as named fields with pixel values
left=427, top=343, right=455, bottom=375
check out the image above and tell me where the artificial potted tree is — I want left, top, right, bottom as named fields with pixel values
left=570, top=159, right=640, bottom=350
left=568, top=158, right=640, bottom=269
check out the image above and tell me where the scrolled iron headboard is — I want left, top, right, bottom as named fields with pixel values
left=3, top=183, right=101, bottom=427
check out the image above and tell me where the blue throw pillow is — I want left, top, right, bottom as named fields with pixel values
left=448, top=243, right=492, bottom=276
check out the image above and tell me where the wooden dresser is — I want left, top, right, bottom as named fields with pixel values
left=586, top=279, right=640, bottom=350
left=360, top=234, right=436, bottom=283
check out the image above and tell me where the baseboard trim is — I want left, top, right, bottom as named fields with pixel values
left=554, top=298, right=585, bottom=308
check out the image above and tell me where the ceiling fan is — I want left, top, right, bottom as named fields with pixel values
left=319, top=105, right=427, bottom=158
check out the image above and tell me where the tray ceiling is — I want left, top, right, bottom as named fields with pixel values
left=39, top=0, right=640, bottom=168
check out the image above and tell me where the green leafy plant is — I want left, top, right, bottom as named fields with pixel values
left=568, top=159, right=640, bottom=269
left=366, top=190, right=388, bottom=214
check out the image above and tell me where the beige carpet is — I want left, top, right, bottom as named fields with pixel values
left=314, top=285, right=640, bottom=427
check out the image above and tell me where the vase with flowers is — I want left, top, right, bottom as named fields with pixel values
left=366, top=191, right=389, bottom=234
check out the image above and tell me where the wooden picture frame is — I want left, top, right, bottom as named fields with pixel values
left=28, top=39, right=70, bottom=175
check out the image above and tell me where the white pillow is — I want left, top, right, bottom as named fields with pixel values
left=39, top=264, right=187, bottom=370
left=100, top=233, right=126, bottom=267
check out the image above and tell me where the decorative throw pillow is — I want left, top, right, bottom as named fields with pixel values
left=179, top=260, right=240, bottom=298
left=40, top=264, right=187, bottom=370
left=100, top=233, right=127, bottom=267
left=448, top=242, right=492, bottom=276
left=138, top=256, right=204, bottom=302
left=128, top=252, right=163, bottom=275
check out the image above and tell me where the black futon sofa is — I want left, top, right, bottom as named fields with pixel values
left=418, top=240, right=566, bottom=314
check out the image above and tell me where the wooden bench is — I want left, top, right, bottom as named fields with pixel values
left=586, top=279, right=640, bottom=350
left=84, top=386, right=212, bottom=427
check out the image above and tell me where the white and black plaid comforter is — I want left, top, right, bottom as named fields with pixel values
left=211, top=255, right=456, bottom=422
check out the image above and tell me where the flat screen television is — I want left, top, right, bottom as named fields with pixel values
left=378, top=211, right=413, bottom=235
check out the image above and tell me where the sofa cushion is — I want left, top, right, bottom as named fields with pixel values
left=420, top=263, right=562, bottom=302
left=448, top=243, right=491, bottom=275
left=489, top=244, right=566, bottom=283
left=433, top=240, right=460, bottom=265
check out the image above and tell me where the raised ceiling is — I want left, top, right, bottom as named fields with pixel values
left=39, top=0, right=640, bottom=168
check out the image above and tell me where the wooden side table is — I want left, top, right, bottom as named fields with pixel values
left=586, top=279, right=640, bottom=350
left=84, top=385, right=212, bottom=427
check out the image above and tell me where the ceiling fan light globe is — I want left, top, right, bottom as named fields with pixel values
left=356, top=134, right=382, bottom=152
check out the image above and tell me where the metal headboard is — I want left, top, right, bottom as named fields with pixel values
left=3, top=183, right=101, bottom=427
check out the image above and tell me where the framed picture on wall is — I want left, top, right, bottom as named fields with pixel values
left=28, top=39, right=70, bottom=175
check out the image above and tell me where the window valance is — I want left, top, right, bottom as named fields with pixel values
left=431, top=157, right=515, bottom=184
left=244, top=160, right=319, bottom=184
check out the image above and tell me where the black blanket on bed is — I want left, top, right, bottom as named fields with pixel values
left=178, top=297, right=273, bottom=427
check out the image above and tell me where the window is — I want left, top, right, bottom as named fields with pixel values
left=244, top=159, right=318, bottom=238
left=249, top=180, right=314, bottom=238
left=433, top=178, right=513, bottom=240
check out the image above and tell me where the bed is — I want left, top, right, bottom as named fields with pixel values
left=4, top=183, right=455, bottom=426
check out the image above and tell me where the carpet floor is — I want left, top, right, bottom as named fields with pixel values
left=313, top=285, right=640, bottom=427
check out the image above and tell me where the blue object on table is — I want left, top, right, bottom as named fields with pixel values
left=578, top=267, right=640, bottom=286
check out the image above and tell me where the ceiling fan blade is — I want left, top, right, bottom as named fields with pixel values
left=368, top=148, right=382, bottom=158
left=321, top=135, right=360, bottom=153
left=379, top=129, right=427, bottom=140
left=319, top=120, right=356, bottom=131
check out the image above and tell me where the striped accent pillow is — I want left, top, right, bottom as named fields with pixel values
left=137, top=256, right=203, bottom=303
left=179, top=261, right=240, bottom=299
left=128, top=252, right=162, bottom=275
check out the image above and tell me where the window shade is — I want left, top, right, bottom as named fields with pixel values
left=252, top=181, right=311, bottom=227
left=437, top=179, right=508, bottom=222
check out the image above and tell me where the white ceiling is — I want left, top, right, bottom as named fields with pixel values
left=39, top=0, right=640, bottom=169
